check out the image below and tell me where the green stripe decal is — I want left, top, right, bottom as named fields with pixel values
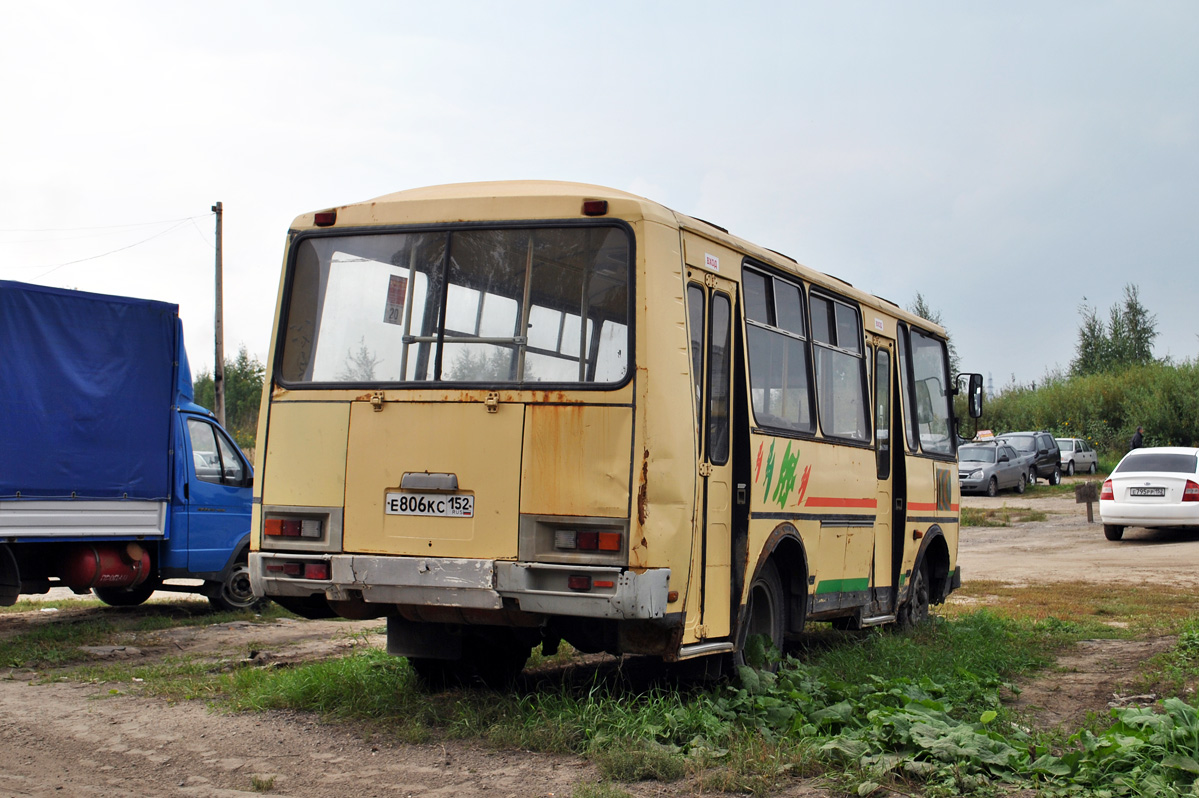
left=815, top=578, right=870, bottom=595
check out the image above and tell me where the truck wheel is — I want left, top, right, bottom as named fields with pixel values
left=1104, top=524, right=1125, bottom=541
left=735, top=560, right=786, bottom=670
left=898, top=559, right=930, bottom=629
left=208, top=559, right=267, bottom=612
left=94, top=576, right=160, bottom=607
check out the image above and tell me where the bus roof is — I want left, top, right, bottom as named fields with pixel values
left=296, top=180, right=945, bottom=337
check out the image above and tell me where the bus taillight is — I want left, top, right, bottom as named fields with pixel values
left=555, top=530, right=622, bottom=552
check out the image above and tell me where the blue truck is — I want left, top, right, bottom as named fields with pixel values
left=0, top=280, right=259, bottom=610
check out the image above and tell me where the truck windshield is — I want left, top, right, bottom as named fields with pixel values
left=279, top=225, right=631, bottom=386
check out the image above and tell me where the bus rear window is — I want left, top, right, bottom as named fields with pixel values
left=279, top=225, right=631, bottom=386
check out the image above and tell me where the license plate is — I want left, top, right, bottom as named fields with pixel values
left=385, top=492, right=474, bottom=517
left=1129, top=487, right=1166, bottom=497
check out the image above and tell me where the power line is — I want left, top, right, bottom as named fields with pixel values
left=0, top=214, right=209, bottom=234
left=33, top=219, right=196, bottom=279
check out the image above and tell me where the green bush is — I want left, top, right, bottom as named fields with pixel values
left=980, top=362, right=1199, bottom=457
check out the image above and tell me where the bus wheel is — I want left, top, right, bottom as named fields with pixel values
left=94, top=576, right=160, bottom=607
left=735, top=560, right=785, bottom=670
left=899, top=559, right=930, bottom=629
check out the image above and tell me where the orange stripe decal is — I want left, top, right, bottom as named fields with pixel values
left=909, top=501, right=959, bottom=512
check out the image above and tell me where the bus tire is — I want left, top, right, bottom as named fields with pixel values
left=1104, top=524, right=1125, bottom=541
left=94, top=576, right=160, bottom=607
left=735, top=560, right=785, bottom=670
left=899, top=559, right=930, bottom=629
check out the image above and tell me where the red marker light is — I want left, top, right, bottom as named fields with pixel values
left=567, top=575, right=592, bottom=591
left=303, top=562, right=330, bottom=580
left=314, top=210, right=337, bottom=226
left=582, top=200, right=608, bottom=217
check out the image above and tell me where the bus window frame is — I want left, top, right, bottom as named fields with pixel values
left=272, top=220, right=638, bottom=392
left=896, top=321, right=957, bottom=460
left=741, top=260, right=817, bottom=439
left=808, top=287, right=872, bottom=446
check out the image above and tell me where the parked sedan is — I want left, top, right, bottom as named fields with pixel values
left=959, top=443, right=1027, bottom=496
left=1099, top=447, right=1199, bottom=540
left=1056, top=437, right=1099, bottom=476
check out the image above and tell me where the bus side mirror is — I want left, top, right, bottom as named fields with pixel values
left=956, top=372, right=984, bottom=418
left=967, top=373, right=983, bottom=418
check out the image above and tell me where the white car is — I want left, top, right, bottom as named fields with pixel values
left=1056, top=437, right=1099, bottom=476
left=1099, top=447, right=1199, bottom=540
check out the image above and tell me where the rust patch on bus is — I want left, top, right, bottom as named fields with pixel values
left=637, top=449, right=650, bottom=527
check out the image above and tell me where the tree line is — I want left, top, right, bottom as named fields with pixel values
left=193, top=345, right=264, bottom=450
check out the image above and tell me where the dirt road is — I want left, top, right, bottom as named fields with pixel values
left=956, top=487, right=1199, bottom=587
left=2, top=488, right=1195, bottom=797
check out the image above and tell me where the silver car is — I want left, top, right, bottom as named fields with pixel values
left=1056, top=437, right=1099, bottom=476
left=959, top=442, right=1028, bottom=496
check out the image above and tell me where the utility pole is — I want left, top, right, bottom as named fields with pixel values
left=212, top=202, right=226, bottom=427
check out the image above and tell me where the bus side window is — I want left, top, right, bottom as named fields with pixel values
left=687, top=284, right=705, bottom=423
left=707, top=292, right=731, bottom=465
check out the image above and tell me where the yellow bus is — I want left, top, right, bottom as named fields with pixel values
left=249, top=181, right=982, bottom=684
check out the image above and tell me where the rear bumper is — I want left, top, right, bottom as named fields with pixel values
left=1099, top=501, right=1199, bottom=527
left=249, top=552, right=670, bottom=620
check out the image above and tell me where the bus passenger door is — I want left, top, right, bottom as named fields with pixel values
left=686, top=277, right=735, bottom=641
left=870, top=336, right=899, bottom=617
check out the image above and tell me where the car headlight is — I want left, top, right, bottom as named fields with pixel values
left=962, top=469, right=979, bottom=479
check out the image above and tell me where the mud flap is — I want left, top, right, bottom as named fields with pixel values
left=0, top=544, right=19, bottom=606
left=386, top=616, right=463, bottom=660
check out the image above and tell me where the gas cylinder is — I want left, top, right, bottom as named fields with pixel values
left=58, top=542, right=151, bottom=590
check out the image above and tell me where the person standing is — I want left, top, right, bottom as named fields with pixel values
left=1130, top=426, right=1144, bottom=450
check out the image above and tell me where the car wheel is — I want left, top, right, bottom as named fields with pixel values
left=1104, top=524, right=1125, bottom=541
left=1067, top=462, right=1075, bottom=476
left=1029, top=468, right=1037, bottom=485
left=1050, top=467, right=1062, bottom=486
left=986, top=477, right=998, bottom=497
left=1089, top=462, right=1097, bottom=474
left=1015, top=473, right=1026, bottom=494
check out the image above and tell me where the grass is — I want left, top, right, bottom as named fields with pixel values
left=0, top=600, right=295, bottom=669
left=961, top=505, right=1049, bottom=526
left=9, top=590, right=1199, bottom=796
left=946, top=580, right=1199, bottom=637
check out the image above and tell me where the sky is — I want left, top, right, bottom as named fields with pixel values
left=2, top=1, right=1196, bottom=391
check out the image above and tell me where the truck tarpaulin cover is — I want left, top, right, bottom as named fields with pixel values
left=0, top=281, right=182, bottom=501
